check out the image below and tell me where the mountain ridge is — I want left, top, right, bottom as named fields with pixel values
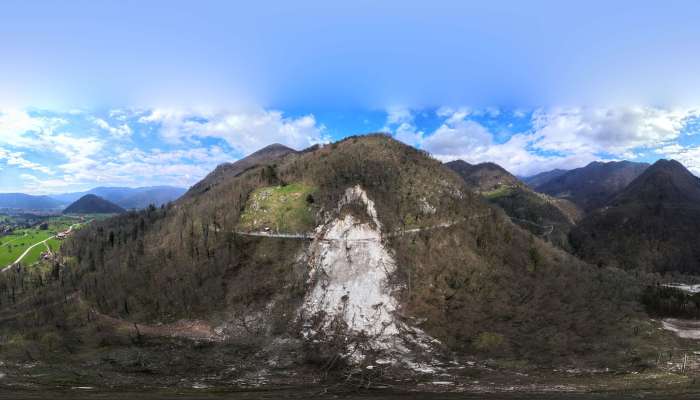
left=571, top=158, right=700, bottom=273
left=446, top=159, right=581, bottom=249
left=0, top=193, right=63, bottom=210
left=536, top=160, right=649, bottom=211
left=522, top=168, right=568, bottom=188
left=184, top=143, right=298, bottom=198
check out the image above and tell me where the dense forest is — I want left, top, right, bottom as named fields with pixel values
left=0, top=135, right=676, bottom=378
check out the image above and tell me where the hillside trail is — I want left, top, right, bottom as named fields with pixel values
left=234, top=213, right=491, bottom=241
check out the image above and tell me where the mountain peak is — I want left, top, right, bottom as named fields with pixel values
left=252, top=143, right=296, bottom=155
left=614, top=158, right=700, bottom=205
left=446, top=160, right=521, bottom=192
left=185, top=142, right=299, bottom=198
left=63, top=194, right=126, bottom=214
left=445, top=159, right=472, bottom=168
left=538, top=160, right=649, bottom=211
left=649, top=158, right=686, bottom=171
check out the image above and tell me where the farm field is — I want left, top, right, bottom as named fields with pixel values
left=0, top=215, right=83, bottom=268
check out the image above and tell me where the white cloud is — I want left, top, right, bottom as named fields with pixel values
left=382, top=107, right=425, bottom=147
left=93, top=117, right=132, bottom=138
left=657, top=144, right=700, bottom=175
left=17, top=144, right=234, bottom=194
left=0, top=109, right=67, bottom=148
left=422, top=119, right=492, bottom=155
left=393, top=122, right=424, bottom=147
left=421, top=111, right=591, bottom=176
left=530, top=107, right=698, bottom=156
left=386, top=107, right=414, bottom=125
left=436, top=106, right=471, bottom=124
left=0, top=147, right=52, bottom=175
left=512, top=109, right=527, bottom=118
left=139, top=108, right=328, bottom=154
left=418, top=106, right=700, bottom=176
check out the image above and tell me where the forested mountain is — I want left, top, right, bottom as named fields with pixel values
left=444, top=160, right=521, bottom=191
left=446, top=160, right=581, bottom=249
left=536, top=161, right=649, bottom=212
left=185, top=143, right=297, bottom=197
left=522, top=169, right=568, bottom=188
left=63, top=194, right=126, bottom=214
left=571, top=159, right=700, bottom=274
left=0, top=193, right=63, bottom=210
left=0, top=135, right=644, bottom=380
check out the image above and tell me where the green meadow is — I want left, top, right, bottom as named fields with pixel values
left=0, top=216, right=82, bottom=267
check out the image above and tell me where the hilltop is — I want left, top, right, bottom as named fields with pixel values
left=444, top=160, right=521, bottom=191
left=571, top=159, right=700, bottom=273
left=185, top=143, right=298, bottom=197
left=446, top=160, right=581, bottom=248
left=63, top=194, right=126, bottom=214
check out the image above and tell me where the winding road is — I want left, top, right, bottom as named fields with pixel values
left=1, top=223, right=78, bottom=273
left=234, top=214, right=490, bottom=241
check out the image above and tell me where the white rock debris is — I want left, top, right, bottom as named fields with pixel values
left=301, top=185, right=438, bottom=361
left=418, top=197, right=437, bottom=215
left=303, top=212, right=399, bottom=337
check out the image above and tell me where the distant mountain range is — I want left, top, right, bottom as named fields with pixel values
left=63, top=194, right=126, bottom=215
left=0, top=193, right=63, bottom=210
left=532, top=161, right=649, bottom=211
left=0, top=186, right=186, bottom=211
left=521, top=169, right=568, bottom=188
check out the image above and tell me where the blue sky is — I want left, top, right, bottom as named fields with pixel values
left=2, top=1, right=700, bottom=193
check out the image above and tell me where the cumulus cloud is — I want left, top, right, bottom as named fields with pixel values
left=412, top=106, right=699, bottom=176
left=422, top=119, right=492, bottom=155
left=19, top=145, right=233, bottom=193
left=657, top=144, right=700, bottom=175
left=139, top=108, right=329, bottom=154
left=93, top=117, right=132, bottom=138
left=2, top=107, right=287, bottom=192
left=530, top=107, right=698, bottom=156
left=0, top=147, right=52, bottom=175
left=419, top=110, right=596, bottom=176
left=382, top=107, right=425, bottom=147
left=0, top=109, right=67, bottom=148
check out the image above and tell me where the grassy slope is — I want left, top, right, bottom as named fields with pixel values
left=0, top=230, right=53, bottom=266
left=0, top=216, right=77, bottom=266
left=237, top=183, right=317, bottom=233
